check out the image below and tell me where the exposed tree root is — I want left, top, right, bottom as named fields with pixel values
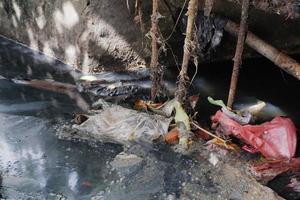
left=150, top=0, right=165, bottom=101
left=175, top=0, right=199, bottom=103
left=227, top=0, right=250, bottom=109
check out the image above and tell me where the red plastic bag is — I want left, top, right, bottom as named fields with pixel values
left=212, top=111, right=297, bottom=159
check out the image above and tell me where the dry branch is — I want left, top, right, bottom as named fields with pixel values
left=227, top=0, right=250, bottom=109
left=175, top=0, right=199, bottom=103
left=224, top=20, right=300, bottom=81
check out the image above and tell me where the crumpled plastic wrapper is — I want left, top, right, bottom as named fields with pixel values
left=59, top=101, right=172, bottom=145
left=212, top=110, right=297, bottom=159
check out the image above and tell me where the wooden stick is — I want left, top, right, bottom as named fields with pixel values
left=175, top=0, right=198, bottom=103
left=227, top=0, right=250, bottom=109
left=224, top=20, right=300, bottom=81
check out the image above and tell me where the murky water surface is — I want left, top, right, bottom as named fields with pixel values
left=0, top=36, right=299, bottom=199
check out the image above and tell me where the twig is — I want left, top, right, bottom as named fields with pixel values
left=175, top=0, right=199, bottom=103
left=227, top=0, right=250, bottom=109
left=191, top=122, right=228, bottom=143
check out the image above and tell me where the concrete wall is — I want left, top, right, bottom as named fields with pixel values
left=0, top=0, right=299, bottom=72
left=0, top=0, right=146, bottom=72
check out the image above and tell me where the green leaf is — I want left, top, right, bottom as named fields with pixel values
left=174, top=100, right=191, bottom=131
left=207, top=96, right=226, bottom=108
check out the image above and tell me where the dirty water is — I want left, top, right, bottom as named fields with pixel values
left=0, top=36, right=299, bottom=199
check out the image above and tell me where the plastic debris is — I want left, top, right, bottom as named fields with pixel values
left=250, top=158, right=300, bottom=183
left=62, top=102, right=172, bottom=145
left=221, top=107, right=252, bottom=125
left=212, top=110, right=297, bottom=159
left=164, top=128, right=180, bottom=144
left=208, top=96, right=252, bottom=125
left=240, top=100, right=266, bottom=115
left=136, top=98, right=191, bottom=131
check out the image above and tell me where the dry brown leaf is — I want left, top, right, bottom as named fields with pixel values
left=210, top=138, right=240, bottom=152
left=134, top=99, right=148, bottom=110
left=134, top=99, right=163, bottom=110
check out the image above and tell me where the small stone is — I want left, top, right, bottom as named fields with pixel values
left=110, top=152, right=144, bottom=176
left=209, top=153, right=219, bottom=166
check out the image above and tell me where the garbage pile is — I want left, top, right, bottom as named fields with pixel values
left=207, top=97, right=300, bottom=183
left=58, top=93, right=300, bottom=188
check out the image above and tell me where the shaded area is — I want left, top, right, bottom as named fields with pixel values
left=0, top=0, right=145, bottom=71
left=0, top=36, right=79, bottom=83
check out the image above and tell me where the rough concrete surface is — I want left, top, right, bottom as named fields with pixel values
left=0, top=0, right=146, bottom=72
left=0, top=0, right=299, bottom=72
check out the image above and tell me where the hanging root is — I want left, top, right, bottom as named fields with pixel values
left=150, top=0, right=165, bottom=101
left=175, top=0, right=199, bottom=103
left=135, top=0, right=145, bottom=35
left=203, top=0, right=214, bottom=17
left=227, top=0, right=250, bottom=109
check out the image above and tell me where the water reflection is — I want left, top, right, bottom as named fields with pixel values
left=0, top=113, right=122, bottom=199
left=0, top=78, right=122, bottom=199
